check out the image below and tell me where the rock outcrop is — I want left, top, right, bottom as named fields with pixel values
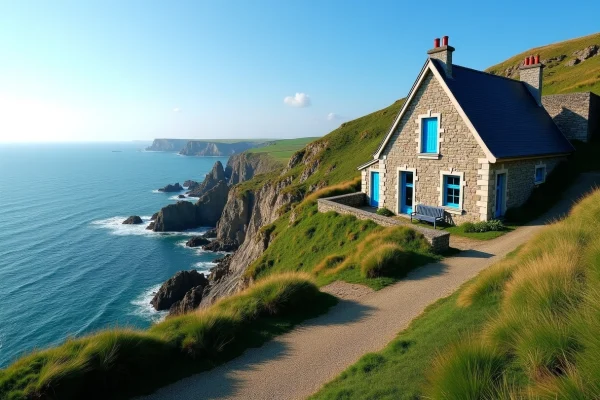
left=158, top=183, right=184, bottom=192
left=186, top=236, right=210, bottom=247
left=178, top=194, right=186, bottom=199
left=187, top=161, right=226, bottom=197
left=122, top=216, right=143, bottom=224
left=150, top=270, right=208, bottom=311
left=184, top=180, right=199, bottom=189
left=153, top=181, right=230, bottom=232
left=168, top=285, right=206, bottom=316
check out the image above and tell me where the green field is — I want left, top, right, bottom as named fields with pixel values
left=246, top=137, right=320, bottom=163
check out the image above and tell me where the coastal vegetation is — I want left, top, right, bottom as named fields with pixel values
left=0, top=274, right=335, bottom=400
left=312, top=189, right=600, bottom=399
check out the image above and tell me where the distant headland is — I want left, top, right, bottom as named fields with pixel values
left=146, top=138, right=272, bottom=156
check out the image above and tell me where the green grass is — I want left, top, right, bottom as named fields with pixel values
left=0, top=274, right=336, bottom=400
left=245, top=186, right=439, bottom=290
left=486, top=32, right=600, bottom=95
left=246, top=137, right=320, bottom=163
left=313, top=189, right=600, bottom=399
left=310, top=287, right=501, bottom=400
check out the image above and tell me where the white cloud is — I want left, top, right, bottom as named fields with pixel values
left=173, top=107, right=181, bottom=113
left=283, top=93, right=311, bottom=108
left=327, top=112, right=341, bottom=121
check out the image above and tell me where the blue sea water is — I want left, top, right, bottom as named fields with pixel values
left=0, top=142, right=228, bottom=367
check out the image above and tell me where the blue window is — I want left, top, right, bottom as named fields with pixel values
left=443, top=175, right=461, bottom=208
left=535, top=166, right=545, bottom=184
left=421, top=117, right=438, bottom=153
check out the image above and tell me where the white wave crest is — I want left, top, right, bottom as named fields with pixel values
left=130, top=284, right=167, bottom=323
left=90, top=216, right=209, bottom=237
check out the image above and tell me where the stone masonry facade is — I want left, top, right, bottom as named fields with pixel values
left=371, top=72, right=487, bottom=224
left=542, top=92, right=600, bottom=142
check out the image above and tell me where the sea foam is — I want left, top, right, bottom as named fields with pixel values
left=130, top=284, right=167, bottom=323
left=90, top=216, right=209, bottom=237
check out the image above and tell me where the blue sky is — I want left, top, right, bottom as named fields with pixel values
left=0, top=0, right=598, bottom=142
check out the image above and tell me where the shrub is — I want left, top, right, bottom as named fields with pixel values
left=375, top=207, right=394, bottom=217
left=463, top=220, right=505, bottom=233
left=360, top=244, right=409, bottom=278
left=426, top=340, right=507, bottom=399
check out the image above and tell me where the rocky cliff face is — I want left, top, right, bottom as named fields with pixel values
left=187, top=161, right=226, bottom=197
left=179, top=141, right=267, bottom=156
left=226, top=152, right=278, bottom=185
left=199, top=141, right=326, bottom=306
left=146, top=139, right=191, bottom=152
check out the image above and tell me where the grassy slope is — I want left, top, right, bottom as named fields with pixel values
left=0, top=274, right=336, bottom=400
left=486, top=32, right=600, bottom=95
left=314, top=189, right=600, bottom=399
left=246, top=137, right=320, bottom=163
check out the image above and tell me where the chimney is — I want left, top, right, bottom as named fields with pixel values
left=519, top=54, right=544, bottom=106
left=427, top=35, right=455, bottom=77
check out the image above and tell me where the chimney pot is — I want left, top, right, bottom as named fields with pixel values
left=530, top=55, right=535, bottom=65
left=434, top=38, right=440, bottom=48
left=535, top=54, right=540, bottom=64
left=524, top=57, right=529, bottom=66
left=442, top=36, right=449, bottom=46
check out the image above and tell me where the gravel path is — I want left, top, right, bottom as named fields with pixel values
left=141, top=174, right=600, bottom=400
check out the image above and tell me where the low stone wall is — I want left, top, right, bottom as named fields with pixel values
left=317, top=192, right=450, bottom=253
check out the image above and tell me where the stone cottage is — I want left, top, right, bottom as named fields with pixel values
left=359, top=36, right=598, bottom=224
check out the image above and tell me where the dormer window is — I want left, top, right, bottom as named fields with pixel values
left=416, top=111, right=443, bottom=159
left=421, top=117, right=438, bottom=153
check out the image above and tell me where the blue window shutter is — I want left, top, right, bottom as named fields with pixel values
left=421, top=117, right=438, bottom=153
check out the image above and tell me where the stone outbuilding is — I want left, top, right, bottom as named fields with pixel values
left=358, top=36, right=597, bottom=224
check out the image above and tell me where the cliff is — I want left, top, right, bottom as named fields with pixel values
left=179, top=141, right=267, bottom=156
left=146, top=139, right=191, bottom=152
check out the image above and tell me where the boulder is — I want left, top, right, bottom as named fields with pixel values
left=184, top=180, right=199, bottom=189
left=186, top=236, right=210, bottom=247
left=158, top=183, right=184, bottom=192
left=151, top=270, right=208, bottom=311
left=178, top=194, right=186, bottom=199
left=203, top=239, right=238, bottom=252
left=202, top=228, right=217, bottom=238
left=153, top=201, right=199, bottom=232
left=123, top=215, right=143, bottom=224
left=168, top=285, right=206, bottom=316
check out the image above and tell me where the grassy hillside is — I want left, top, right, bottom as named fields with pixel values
left=312, top=189, right=600, bottom=399
left=487, top=32, right=600, bottom=95
left=245, top=137, right=320, bottom=163
left=0, top=274, right=335, bottom=400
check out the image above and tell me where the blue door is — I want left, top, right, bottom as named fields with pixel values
left=371, top=172, right=380, bottom=207
left=495, top=173, right=506, bottom=218
left=400, top=171, right=414, bottom=214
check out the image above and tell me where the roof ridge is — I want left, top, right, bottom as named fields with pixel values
left=451, top=63, right=524, bottom=84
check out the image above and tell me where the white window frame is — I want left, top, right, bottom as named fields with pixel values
left=534, top=164, right=546, bottom=185
left=395, top=166, right=417, bottom=215
left=415, top=110, right=444, bottom=159
left=438, top=169, right=465, bottom=214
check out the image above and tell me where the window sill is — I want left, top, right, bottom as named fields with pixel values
left=442, top=206, right=464, bottom=215
left=417, top=153, right=441, bottom=160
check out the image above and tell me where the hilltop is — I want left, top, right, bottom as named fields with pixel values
left=487, top=32, right=600, bottom=94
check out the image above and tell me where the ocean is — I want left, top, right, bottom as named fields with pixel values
left=0, top=142, right=227, bottom=367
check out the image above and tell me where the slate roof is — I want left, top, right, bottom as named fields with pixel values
left=430, top=59, right=574, bottom=159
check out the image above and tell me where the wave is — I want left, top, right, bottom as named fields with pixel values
left=90, top=216, right=209, bottom=237
left=194, top=261, right=217, bottom=273
left=130, top=284, right=167, bottom=323
left=168, top=195, right=195, bottom=202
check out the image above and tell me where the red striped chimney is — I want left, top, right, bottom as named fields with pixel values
left=434, top=38, right=440, bottom=48
left=442, top=36, right=449, bottom=46
left=427, top=35, right=454, bottom=77
left=520, top=54, right=544, bottom=106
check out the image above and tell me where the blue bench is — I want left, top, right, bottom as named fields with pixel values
left=410, top=204, right=445, bottom=229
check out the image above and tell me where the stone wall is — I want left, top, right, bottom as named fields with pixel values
left=542, top=92, right=593, bottom=142
left=370, top=71, right=487, bottom=224
left=590, top=93, right=600, bottom=140
left=317, top=192, right=450, bottom=253
left=490, top=157, right=566, bottom=214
